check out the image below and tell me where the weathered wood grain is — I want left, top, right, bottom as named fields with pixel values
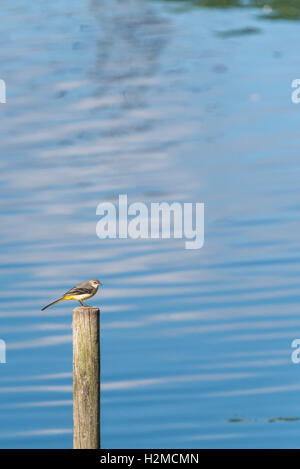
left=73, top=306, right=100, bottom=449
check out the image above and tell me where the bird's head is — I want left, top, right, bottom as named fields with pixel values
left=90, top=279, right=102, bottom=288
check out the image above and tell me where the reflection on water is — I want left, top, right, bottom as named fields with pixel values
left=161, top=0, right=300, bottom=20
left=1, top=0, right=300, bottom=449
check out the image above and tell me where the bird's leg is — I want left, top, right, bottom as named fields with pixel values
left=79, top=300, right=90, bottom=307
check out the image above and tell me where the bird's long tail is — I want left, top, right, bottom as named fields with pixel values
left=41, top=298, right=64, bottom=311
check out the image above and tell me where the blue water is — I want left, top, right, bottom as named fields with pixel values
left=1, top=0, right=300, bottom=449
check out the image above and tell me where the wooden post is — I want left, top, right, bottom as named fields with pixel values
left=73, top=306, right=100, bottom=449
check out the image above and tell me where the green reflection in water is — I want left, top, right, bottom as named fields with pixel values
left=160, top=1, right=300, bottom=20
left=216, top=26, right=261, bottom=37
left=267, top=417, right=300, bottom=422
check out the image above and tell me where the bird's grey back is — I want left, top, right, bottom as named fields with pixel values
left=65, top=280, right=94, bottom=295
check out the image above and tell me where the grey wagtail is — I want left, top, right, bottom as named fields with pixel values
left=41, top=279, right=102, bottom=311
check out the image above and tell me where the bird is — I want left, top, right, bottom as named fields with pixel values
left=41, top=279, right=102, bottom=311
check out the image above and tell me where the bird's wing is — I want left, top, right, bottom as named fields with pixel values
left=65, top=281, right=93, bottom=296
